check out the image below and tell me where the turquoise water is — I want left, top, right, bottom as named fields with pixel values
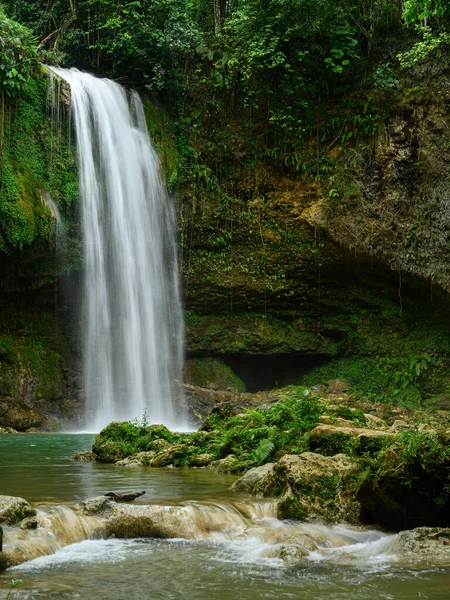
left=0, top=434, right=449, bottom=600
left=0, top=434, right=238, bottom=503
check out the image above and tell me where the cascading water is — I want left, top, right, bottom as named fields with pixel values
left=49, top=68, right=185, bottom=431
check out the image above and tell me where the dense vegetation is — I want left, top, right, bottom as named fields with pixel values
left=2, top=1, right=450, bottom=174
left=92, top=387, right=450, bottom=528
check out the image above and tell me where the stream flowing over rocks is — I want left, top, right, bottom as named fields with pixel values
left=1, top=493, right=450, bottom=571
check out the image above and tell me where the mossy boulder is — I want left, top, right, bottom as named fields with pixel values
left=0, top=495, right=36, bottom=525
left=209, top=454, right=241, bottom=473
left=150, top=444, right=188, bottom=467
left=190, top=453, right=214, bottom=467
left=249, top=453, right=362, bottom=523
left=92, top=441, right=131, bottom=463
left=232, top=463, right=276, bottom=493
left=308, top=424, right=392, bottom=455
left=115, top=451, right=156, bottom=467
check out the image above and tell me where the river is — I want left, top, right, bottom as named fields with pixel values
left=0, top=434, right=449, bottom=599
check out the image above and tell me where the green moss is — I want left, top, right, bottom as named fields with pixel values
left=310, top=430, right=358, bottom=457
left=142, top=96, right=177, bottom=185
left=185, top=358, right=246, bottom=392
left=0, top=74, right=79, bottom=267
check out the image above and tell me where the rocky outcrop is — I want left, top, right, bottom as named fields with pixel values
left=235, top=453, right=362, bottom=523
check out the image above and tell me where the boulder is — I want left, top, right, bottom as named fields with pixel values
left=115, top=451, right=155, bottom=467
left=149, top=439, right=170, bottom=452
left=393, top=527, right=450, bottom=564
left=250, top=452, right=362, bottom=523
left=92, top=441, right=131, bottom=463
left=209, top=454, right=240, bottom=473
left=232, top=463, right=276, bottom=493
left=150, top=444, right=187, bottom=467
left=318, top=416, right=360, bottom=428
left=73, top=451, right=96, bottom=461
left=78, top=496, right=113, bottom=516
left=0, top=495, right=36, bottom=525
left=190, top=453, right=214, bottom=467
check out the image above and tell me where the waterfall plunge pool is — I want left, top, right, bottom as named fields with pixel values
left=1, top=434, right=449, bottom=599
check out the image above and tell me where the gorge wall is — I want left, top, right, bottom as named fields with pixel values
left=2, top=57, right=450, bottom=429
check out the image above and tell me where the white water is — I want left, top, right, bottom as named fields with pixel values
left=48, top=68, right=185, bottom=431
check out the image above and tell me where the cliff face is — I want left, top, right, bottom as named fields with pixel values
left=2, top=60, right=450, bottom=430
left=0, top=73, right=82, bottom=430
left=181, top=62, right=450, bottom=404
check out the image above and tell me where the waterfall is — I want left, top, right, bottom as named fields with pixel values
left=49, top=67, right=185, bottom=431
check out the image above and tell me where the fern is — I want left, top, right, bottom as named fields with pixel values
left=253, top=438, right=275, bottom=465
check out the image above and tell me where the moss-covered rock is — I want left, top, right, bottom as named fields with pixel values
left=249, top=453, right=362, bottom=523
left=0, top=495, right=36, bottom=525
left=308, top=424, right=392, bottom=455
left=185, top=357, right=245, bottom=392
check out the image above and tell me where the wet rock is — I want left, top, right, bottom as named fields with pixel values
left=73, top=451, right=96, bottom=461
left=209, top=454, right=240, bottom=473
left=261, top=542, right=311, bottom=563
left=251, top=452, right=362, bottom=523
left=190, top=453, right=214, bottom=467
left=20, top=516, right=39, bottom=530
left=150, top=444, right=187, bottom=467
left=0, top=426, right=18, bottom=434
left=232, top=463, right=276, bottom=493
left=115, top=451, right=155, bottom=467
left=0, top=495, right=36, bottom=525
left=79, top=496, right=112, bottom=516
left=393, top=527, right=450, bottom=564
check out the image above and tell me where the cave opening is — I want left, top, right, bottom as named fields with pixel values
left=220, top=353, right=330, bottom=393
